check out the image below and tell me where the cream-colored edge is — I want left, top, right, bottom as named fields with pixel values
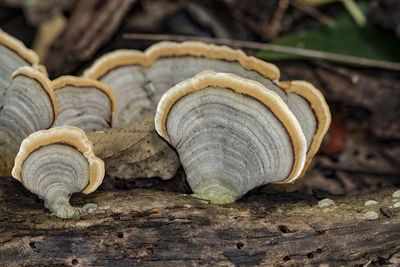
left=83, top=41, right=280, bottom=81
left=154, top=71, right=307, bottom=184
left=12, top=66, right=58, bottom=119
left=0, top=29, right=39, bottom=66
left=279, top=80, right=331, bottom=180
left=52, top=76, right=116, bottom=125
left=11, top=126, right=105, bottom=194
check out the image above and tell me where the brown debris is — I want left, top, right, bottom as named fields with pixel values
left=380, top=207, right=393, bottom=218
left=44, top=0, right=136, bottom=77
left=371, top=0, right=400, bottom=39
left=87, top=117, right=180, bottom=180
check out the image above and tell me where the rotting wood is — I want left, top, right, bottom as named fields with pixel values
left=0, top=176, right=399, bottom=266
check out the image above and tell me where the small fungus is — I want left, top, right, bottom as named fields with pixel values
left=363, top=211, right=379, bottom=221
left=317, top=198, right=336, bottom=208
left=12, top=126, right=105, bottom=218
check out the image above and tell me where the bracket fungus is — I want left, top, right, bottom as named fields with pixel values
left=0, top=29, right=40, bottom=106
left=52, top=76, right=115, bottom=131
left=85, top=41, right=330, bottom=175
left=12, top=126, right=105, bottom=219
left=0, top=66, right=56, bottom=175
left=155, top=71, right=307, bottom=204
left=279, top=80, right=331, bottom=177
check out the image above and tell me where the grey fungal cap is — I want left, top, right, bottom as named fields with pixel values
left=155, top=71, right=307, bottom=204
left=12, top=126, right=105, bottom=219
left=0, top=29, right=40, bottom=106
left=85, top=41, right=330, bottom=176
left=0, top=66, right=56, bottom=175
left=51, top=76, right=115, bottom=131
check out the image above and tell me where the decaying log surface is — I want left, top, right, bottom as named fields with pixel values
left=87, top=118, right=180, bottom=180
left=0, top=176, right=399, bottom=266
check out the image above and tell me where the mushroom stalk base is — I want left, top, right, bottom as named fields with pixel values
left=46, top=198, right=97, bottom=219
left=191, top=184, right=238, bottom=204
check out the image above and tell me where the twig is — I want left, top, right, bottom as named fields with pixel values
left=291, top=0, right=335, bottom=26
left=341, top=0, right=366, bottom=27
left=123, top=33, right=400, bottom=71
left=264, top=0, right=290, bottom=39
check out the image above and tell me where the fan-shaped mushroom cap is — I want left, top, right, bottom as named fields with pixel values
left=155, top=71, right=307, bottom=204
left=279, top=80, right=331, bottom=178
left=52, top=76, right=115, bottom=130
left=0, top=29, right=40, bottom=105
left=0, top=66, right=56, bottom=175
left=12, top=126, right=105, bottom=218
left=84, top=42, right=330, bottom=172
left=84, top=41, right=284, bottom=127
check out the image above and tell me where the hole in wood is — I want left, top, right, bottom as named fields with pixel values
left=236, top=241, right=244, bottom=250
left=278, top=225, right=291, bottom=233
left=283, top=256, right=291, bottom=262
left=316, top=230, right=326, bottom=235
left=29, top=241, right=36, bottom=249
left=117, top=232, right=124, bottom=238
left=71, top=259, right=78, bottom=265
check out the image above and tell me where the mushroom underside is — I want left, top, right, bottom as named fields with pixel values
left=99, top=57, right=317, bottom=153
left=21, top=144, right=96, bottom=219
left=0, top=74, right=54, bottom=175
left=0, top=44, right=30, bottom=106
left=53, top=86, right=113, bottom=131
left=166, top=87, right=295, bottom=204
left=99, top=57, right=285, bottom=120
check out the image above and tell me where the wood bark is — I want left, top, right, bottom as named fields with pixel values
left=0, top=176, right=399, bottom=266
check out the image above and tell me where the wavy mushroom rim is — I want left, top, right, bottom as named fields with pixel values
left=33, top=64, right=49, bottom=76
left=155, top=70, right=307, bottom=184
left=11, top=126, right=105, bottom=194
left=11, top=66, right=58, bottom=119
left=83, top=41, right=280, bottom=82
left=278, top=80, right=331, bottom=180
left=0, top=29, right=39, bottom=65
left=52, top=76, right=117, bottom=124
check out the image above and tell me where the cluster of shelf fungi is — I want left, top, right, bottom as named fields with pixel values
left=0, top=29, right=330, bottom=219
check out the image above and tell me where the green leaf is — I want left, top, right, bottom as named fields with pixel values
left=258, top=13, right=400, bottom=63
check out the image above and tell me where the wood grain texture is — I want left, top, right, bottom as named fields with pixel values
left=0, top=176, right=399, bottom=266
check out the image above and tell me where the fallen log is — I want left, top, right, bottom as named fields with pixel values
left=0, top=176, right=398, bottom=266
